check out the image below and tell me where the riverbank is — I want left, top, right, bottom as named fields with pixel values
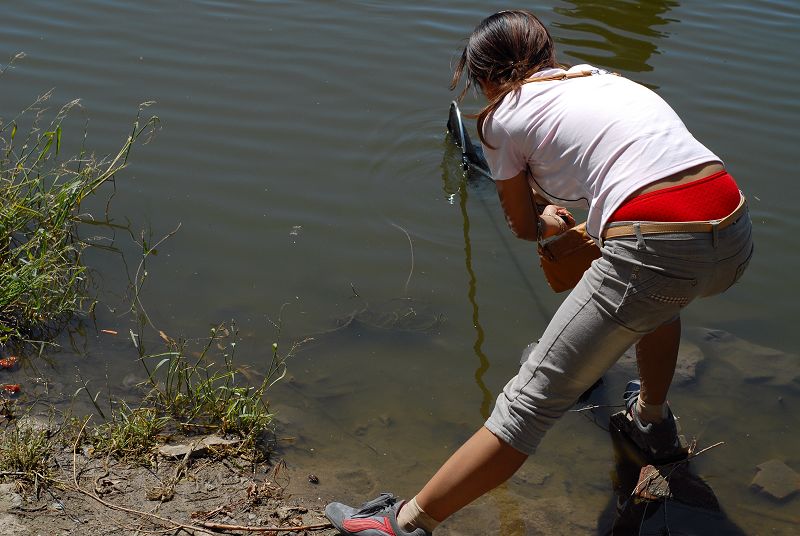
left=0, top=426, right=338, bottom=535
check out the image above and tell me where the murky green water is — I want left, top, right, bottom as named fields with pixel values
left=1, top=1, right=798, bottom=533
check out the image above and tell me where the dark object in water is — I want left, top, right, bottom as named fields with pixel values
left=634, top=463, right=719, bottom=510
left=600, top=426, right=747, bottom=536
left=447, top=101, right=492, bottom=179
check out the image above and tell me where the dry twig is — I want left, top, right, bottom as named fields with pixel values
left=199, top=520, right=332, bottom=533
left=632, top=441, right=726, bottom=498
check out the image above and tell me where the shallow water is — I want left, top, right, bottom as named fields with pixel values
left=1, top=1, right=799, bottom=534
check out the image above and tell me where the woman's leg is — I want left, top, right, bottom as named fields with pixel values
left=405, top=253, right=653, bottom=529
left=409, top=318, right=685, bottom=526
left=414, top=426, right=528, bottom=522
left=636, top=317, right=681, bottom=420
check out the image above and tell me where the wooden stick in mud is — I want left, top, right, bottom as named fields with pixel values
left=199, top=520, right=333, bottom=532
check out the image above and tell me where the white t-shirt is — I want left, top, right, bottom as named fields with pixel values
left=482, top=64, right=721, bottom=238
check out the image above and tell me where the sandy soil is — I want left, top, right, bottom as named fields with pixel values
left=0, top=446, right=340, bottom=536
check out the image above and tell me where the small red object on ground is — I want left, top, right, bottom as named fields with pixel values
left=1, top=384, right=20, bottom=394
left=0, top=356, right=18, bottom=369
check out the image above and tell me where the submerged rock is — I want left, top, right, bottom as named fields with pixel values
left=689, top=328, right=800, bottom=389
left=614, top=340, right=705, bottom=386
left=750, top=459, right=800, bottom=501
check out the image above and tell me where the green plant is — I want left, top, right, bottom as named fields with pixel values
left=0, top=80, right=159, bottom=344
left=89, top=403, right=167, bottom=463
left=0, top=422, right=53, bottom=488
left=139, top=322, right=290, bottom=457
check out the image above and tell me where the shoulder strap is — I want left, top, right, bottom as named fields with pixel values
left=524, top=69, right=619, bottom=84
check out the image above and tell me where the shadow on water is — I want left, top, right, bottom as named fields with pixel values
left=597, top=429, right=747, bottom=535
left=552, top=0, right=680, bottom=74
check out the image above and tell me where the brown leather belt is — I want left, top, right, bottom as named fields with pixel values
left=602, top=193, right=747, bottom=240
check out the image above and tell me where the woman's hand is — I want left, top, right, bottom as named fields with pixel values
left=539, top=205, right=576, bottom=239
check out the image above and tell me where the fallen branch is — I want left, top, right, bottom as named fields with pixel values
left=686, top=441, right=725, bottom=460
left=199, top=520, right=332, bottom=533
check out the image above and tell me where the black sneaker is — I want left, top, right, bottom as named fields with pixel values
left=325, top=493, right=431, bottom=536
left=611, top=380, right=689, bottom=464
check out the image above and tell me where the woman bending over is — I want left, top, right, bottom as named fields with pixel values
left=325, top=10, right=753, bottom=536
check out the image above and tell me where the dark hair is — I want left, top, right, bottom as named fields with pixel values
left=450, top=10, right=559, bottom=147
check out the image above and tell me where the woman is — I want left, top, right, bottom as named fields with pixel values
left=326, top=10, right=753, bottom=536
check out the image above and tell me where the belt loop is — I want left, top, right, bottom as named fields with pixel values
left=634, top=223, right=645, bottom=250
left=711, top=221, right=719, bottom=248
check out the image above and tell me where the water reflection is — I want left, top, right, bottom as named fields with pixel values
left=553, top=0, right=679, bottom=73
left=440, top=137, right=494, bottom=420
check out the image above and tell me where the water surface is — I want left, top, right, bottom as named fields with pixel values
left=1, top=1, right=798, bottom=534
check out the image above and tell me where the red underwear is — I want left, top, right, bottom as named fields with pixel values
left=608, top=170, right=741, bottom=223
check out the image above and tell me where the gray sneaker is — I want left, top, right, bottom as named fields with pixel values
left=611, top=380, right=689, bottom=464
left=325, top=493, right=431, bottom=536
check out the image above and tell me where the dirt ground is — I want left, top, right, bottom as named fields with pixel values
left=0, top=445, right=341, bottom=536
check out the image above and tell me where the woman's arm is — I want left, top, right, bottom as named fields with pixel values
left=496, top=171, right=538, bottom=241
left=496, top=171, right=575, bottom=241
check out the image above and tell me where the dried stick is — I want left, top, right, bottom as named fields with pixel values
left=632, top=441, right=726, bottom=498
left=569, top=403, right=624, bottom=412
left=199, top=520, right=332, bottom=532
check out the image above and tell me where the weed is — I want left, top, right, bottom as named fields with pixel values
left=0, top=82, right=159, bottom=345
left=89, top=404, right=167, bottom=464
left=0, top=421, right=53, bottom=488
left=138, top=322, right=290, bottom=458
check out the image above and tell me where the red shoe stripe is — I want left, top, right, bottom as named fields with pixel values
left=342, top=517, right=396, bottom=535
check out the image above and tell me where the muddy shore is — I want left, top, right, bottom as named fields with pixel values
left=0, top=444, right=340, bottom=536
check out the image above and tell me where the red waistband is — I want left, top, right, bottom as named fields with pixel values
left=609, top=170, right=741, bottom=223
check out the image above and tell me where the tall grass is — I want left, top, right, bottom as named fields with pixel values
left=0, top=81, right=158, bottom=344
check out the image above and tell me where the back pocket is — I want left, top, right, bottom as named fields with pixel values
left=613, top=265, right=698, bottom=332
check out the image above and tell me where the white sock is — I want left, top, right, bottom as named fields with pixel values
left=397, top=496, right=440, bottom=533
left=636, top=396, right=667, bottom=424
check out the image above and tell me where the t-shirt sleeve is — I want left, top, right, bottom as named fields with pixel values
left=481, top=117, right=526, bottom=181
